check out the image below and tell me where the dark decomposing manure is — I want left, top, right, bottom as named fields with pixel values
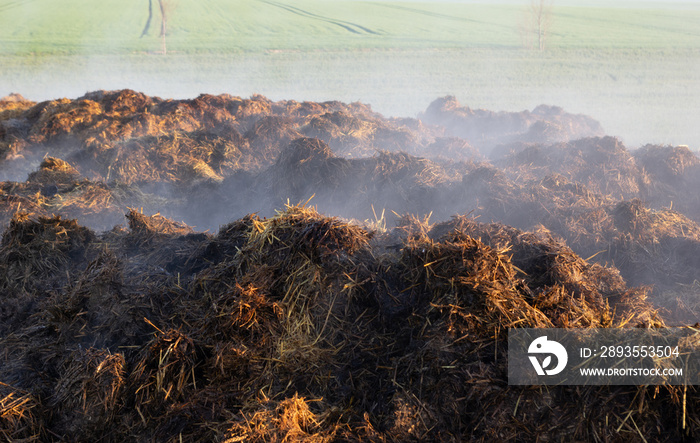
left=1, top=90, right=699, bottom=441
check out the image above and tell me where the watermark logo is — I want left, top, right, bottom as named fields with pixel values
left=509, top=328, right=698, bottom=385
left=528, top=336, right=568, bottom=376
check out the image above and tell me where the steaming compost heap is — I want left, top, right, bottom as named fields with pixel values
left=1, top=90, right=700, bottom=441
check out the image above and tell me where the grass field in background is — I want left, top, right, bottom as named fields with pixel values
left=1, top=0, right=700, bottom=147
left=2, top=0, right=700, bottom=54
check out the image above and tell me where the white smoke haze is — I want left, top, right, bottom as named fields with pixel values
left=3, top=48, right=699, bottom=149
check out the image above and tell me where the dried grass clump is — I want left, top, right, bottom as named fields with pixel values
left=236, top=204, right=366, bottom=322
left=80, top=129, right=247, bottom=185
left=388, top=213, right=433, bottom=243
left=301, top=109, right=438, bottom=159
left=209, top=214, right=260, bottom=258
left=228, top=205, right=377, bottom=400
left=0, top=382, right=41, bottom=442
left=43, top=181, right=128, bottom=232
left=125, top=209, right=193, bottom=244
left=659, top=281, right=700, bottom=325
left=121, top=209, right=209, bottom=277
left=269, top=137, right=350, bottom=201
left=400, top=232, right=551, bottom=335
left=520, top=119, right=568, bottom=144
left=0, top=93, right=35, bottom=119
left=512, top=188, right=700, bottom=300
left=7, top=90, right=273, bottom=165
left=366, top=151, right=450, bottom=187
left=26, top=98, right=102, bottom=143
left=430, top=215, right=663, bottom=328
left=240, top=204, right=370, bottom=268
left=634, top=143, right=700, bottom=183
left=607, top=200, right=700, bottom=300
left=0, top=193, right=48, bottom=228
left=130, top=329, right=203, bottom=418
left=184, top=206, right=374, bottom=435
left=353, top=151, right=454, bottom=217
left=0, top=105, right=33, bottom=163
left=229, top=93, right=273, bottom=120
left=0, top=169, right=162, bottom=233
left=302, top=111, right=376, bottom=156
left=7, top=161, right=121, bottom=233
left=0, top=213, right=96, bottom=290
left=197, top=284, right=280, bottom=395
left=154, top=93, right=239, bottom=132
left=50, top=348, right=125, bottom=438
left=630, top=144, right=700, bottom=220
left=190, top=282, right=281, bottom=400
left=245, top=116, right=303, bottom=162
left=611, top=199, right=700, bottom=241
left=273, top=99, right=326, bottom=118
left=460, top=163, right=516, bottom=200
left=1, top=90, right=478, bottom=233
left=0, top=205, right=693, bottom=441
left=517, top=174, right=615, bottom=242
left=456, top=166, right=700, bottom=320
left=200, top=283, right=282, bottom=343
left=266, top=144, right=457, bottom=223
left=28, top=91, right=150, bottom=148
left=90, top=90, right=197, bottom=139
left=84, top=89, right=153, bottom=115
left=224, top=395, right=340, bottom=443
left=26, top=157, right=81, bottom=185
left=47, top=250, right=152, bottom=349
left=174, top=214, right=260, bottom=279
left=465, top=383, right=677, bottom=441
left=500, top=136, right=647, bottom=198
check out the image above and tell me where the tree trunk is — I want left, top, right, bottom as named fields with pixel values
left=530, top=0, right=552, bottom=52
left=158, top=0, right=167, bottom=54
left=140, top=0, right=153, bottom=38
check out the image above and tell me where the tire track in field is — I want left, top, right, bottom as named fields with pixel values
left=258, top=0, right=382, bottom=35
left=372, top=2, right=513, bottom=31
left=0, top=0, right=39, bottom=13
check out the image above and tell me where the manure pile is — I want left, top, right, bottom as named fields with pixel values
left=1, top=90, right=700, bottom=441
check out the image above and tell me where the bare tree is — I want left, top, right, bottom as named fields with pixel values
left=158, top=0, right=170, bottom=55
left=140, top=0, right=153, bottom=38
left=521, top=0, right=554, bottom=51
left=141, top=0, right=176, bottom=54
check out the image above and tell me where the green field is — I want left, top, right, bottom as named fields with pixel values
left=1, top=0, right=700, bottom=147
left=3, top=0, right=700, bottom=54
